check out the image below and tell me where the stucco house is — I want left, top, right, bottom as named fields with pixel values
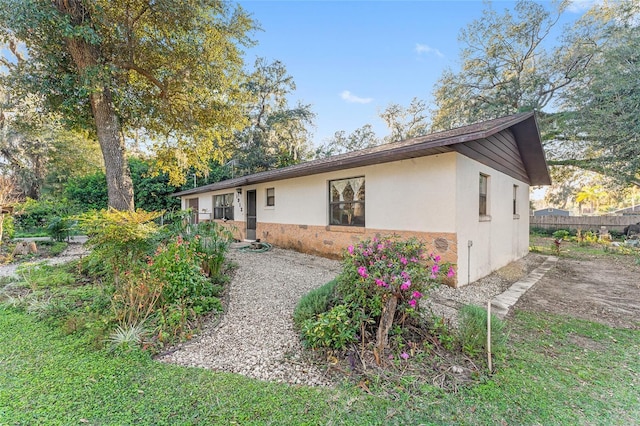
left=174, top=112, right=551, bottom=287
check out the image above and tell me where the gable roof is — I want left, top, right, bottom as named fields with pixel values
left=174, top=112, right=551, bottom=197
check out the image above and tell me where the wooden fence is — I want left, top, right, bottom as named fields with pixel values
left=530, top=215, right=640, bottom=232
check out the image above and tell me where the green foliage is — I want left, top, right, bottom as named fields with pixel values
left=293, top=279, right=337, bottom=329
left=46, top=217, right=77, bottom=242
left=0, top=0, right=258, bottom=187
left=13, top=197, right=79, bottom=234
left=16, top=262, right=75, bottom=289
left=183, top=221, right=234, bottom=278
left=300, top=304, right=359, bottom=350
left=64, top=172, right=108, bottom=211
left=305, top=235, right=454, bottom=351
left=552, top=229, right=570, bottom=240
left=129, top=158, right=181, bottom=212
left=2, top=215, right=14, bottom=240
left=77, top=209, right=161, bottom=280
left=151, top=236, right=220, bottom=316
left=47, top=241, right=68, bottom=257
left=458, top=304, right=507, bottom=361
left=431, top=1, right=575, bottom=131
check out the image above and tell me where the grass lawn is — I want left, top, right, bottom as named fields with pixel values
left=1, top=305, right=638, bottom=425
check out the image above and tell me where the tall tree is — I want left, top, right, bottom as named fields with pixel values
left=233, top=58, right=315, bottom=174
left=316, top=124, right=380, bottom=158
left=0, top=0, right=255, bottom=210
left=379, top=97, right=429, bottom=142
left=430, top=0, right=590, bottom=131
left=0, top=94, right=103, bottom=198
left=555, top=0, right=640, bottom=187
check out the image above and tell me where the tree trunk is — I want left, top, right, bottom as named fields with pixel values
left=376, top=294, right=398, bottom=355
left=53, top=0, right=134, bottom=211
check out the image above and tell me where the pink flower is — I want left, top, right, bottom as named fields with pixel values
left=375, top=278, right=387, bottom=287
left=377, top=244, right=384, bottom=251
left=412, top=291, right=422, bottom=299
left=410, top=257, right=418, bottom=263
left=400, top=257, right=408, bottom=265
left=401, top=271, right=410, bottom=280
left=447, top=267, right=456, bottom=278
left=434, top=255, right=441, bottom=263
left=431, top=264, right=440, bottom=275
left=400, top=352, right=410, bottom=360
left=408, top=299, right=417, bottom=308
left=357, top=266, right=369, bottom=278
left=348, top=245, right=354, bottom=255
left=400, top=280, right=411, bottom=291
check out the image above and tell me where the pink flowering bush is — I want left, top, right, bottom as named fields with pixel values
left=301, top=235, right=455, bottom=353
left=337, top=236, right=452, bottom=322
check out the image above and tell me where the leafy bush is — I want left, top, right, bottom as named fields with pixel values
left=185, top=221, right=234, bottom=278
left=304, top=235, right=455, bottom=352
left=293, top=279, right=337, bottom=329
left=2, top=215, right=15, bottom=241
left=552, top=229, right=570, bottom=240
left=458, top=304, right=507, bottom=361
left=301, top=304, right=359, bottom=350
left=13, top=197, right=79, bottom=234
left=47, top=217, right=77, bottom=242
left=16, top=262, right=76, bottom=288
left=77, top=208, right=161, bottom=284
left=151, top=235, right=221, bottom=316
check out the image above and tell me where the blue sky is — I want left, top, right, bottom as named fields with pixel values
left=239, top=0, right=593, bottom=146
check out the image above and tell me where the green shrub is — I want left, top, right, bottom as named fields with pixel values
left=16, top=262, right=76, bottom=288
left=329, top=235, right=454, bottom=351
left=2, top=215, right=15, bottom=241
left=293, top=279, right=338, bottom=329
left=458, top=304, right=507, bottom=361
left=552, top=229, right=570, bottom=240
left=77, top=208, right=161, bottom=284
left=13, top=197, right=79, bottom=234
left=301, top=304, right=359, bottom=350
left=151, top=235, right=220, bottom=315
left=186, top=221, right=234, bottom=278
left=47, top=217, right=77, bottom=242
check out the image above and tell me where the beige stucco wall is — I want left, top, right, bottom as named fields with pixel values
left=181, top=151, right=532, bottom=287
left=454, top=154, right=530, bottom=286
left=185, top=154, right=458, bottom=232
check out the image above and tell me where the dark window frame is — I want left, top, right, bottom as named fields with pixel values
left=328, top=176, right=365, bottom=227
left=266, top=187, right=275, bottom=207
left=479, top=173, right=488, bottom=217
left=213, top=193, right=234, bottom=220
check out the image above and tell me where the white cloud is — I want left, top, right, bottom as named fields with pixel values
left=415, top=43, right=444, bottom=58
left=567, top=0, right=601, bottom=13
left=340, top=90, right=373, bottom=104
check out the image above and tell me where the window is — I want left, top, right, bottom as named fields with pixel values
left=213, top=193, right=234, bottom=220
left=479, top=174, right=488, bottom=216
left=329, top=177, right=365, bottom=226
left=266, top=187, right=275, bottom=207
left=513, top=185, right=518, bottom=215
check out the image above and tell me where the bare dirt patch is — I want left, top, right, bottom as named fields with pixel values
left=513, top=251, right=640, bottom=329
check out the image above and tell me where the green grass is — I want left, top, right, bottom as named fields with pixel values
left=1, top=304, right=638, bottom=425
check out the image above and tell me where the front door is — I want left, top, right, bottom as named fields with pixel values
left=187, top=198, right=199, bottom=224
left=246, top=190, right=257, bottom=240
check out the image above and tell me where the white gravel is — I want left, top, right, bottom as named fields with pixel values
left=158, top=247, right=342, bottom=386
left=160, top=247, right=546, bottom=386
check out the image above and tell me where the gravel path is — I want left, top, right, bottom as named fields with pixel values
left=159, top=247, right=546, bottom=385
left=159, top=247, right=342, bottom=386
left=0, top=239, right=89, bottom=278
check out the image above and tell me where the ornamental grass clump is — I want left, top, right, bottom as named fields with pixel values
left=301, top=235, right=455, bottom=356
